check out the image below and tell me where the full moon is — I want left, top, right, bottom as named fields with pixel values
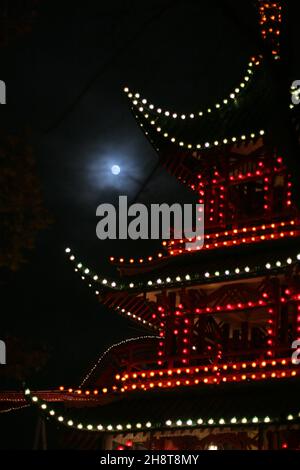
left=111, top=164, right=121, bottom=175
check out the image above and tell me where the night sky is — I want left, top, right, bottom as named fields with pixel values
left=1, top=0, right=294, bottom=391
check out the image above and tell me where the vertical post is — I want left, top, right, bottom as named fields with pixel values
left=33, top=416, right=47, bottom=450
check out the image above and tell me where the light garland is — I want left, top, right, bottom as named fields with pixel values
left=136, top=112, right=265, bottom=150
left=167, top=220, right=298, bottom=256
left=124, top=57, right=259, bottom=122
left=25, top=387, right=300, bottom=433
left=0, top=404, right=30, bottom=414
left=112, top=219, right=298, bottom=265
left=65, top=247, right=300, bottom=293
left=79, top=336, right=160, bottom=387
left=116, top=357, right=298, bottom=393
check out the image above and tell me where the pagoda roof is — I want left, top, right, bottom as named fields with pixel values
left=124, top=56, right=277, bottom=153
left=66, top=237, right=300, bottom=294
left=65, top=237, right=300, bottom=330
left=25, top=378, right=300, bottom=432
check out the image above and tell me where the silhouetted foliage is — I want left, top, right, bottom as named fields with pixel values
left=0, top=335, right=48, bottom=386
left=0, top=132, right=51, bottom=270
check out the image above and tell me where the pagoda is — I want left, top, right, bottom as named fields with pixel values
left=2, top=0, right=300, bottom=450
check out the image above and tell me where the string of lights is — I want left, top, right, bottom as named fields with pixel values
left=0, top=404, right=30, bottom=414
left=65, top=247, right=300, bottom=293
left=79, top=335, right=160, bottom=387
left=137, top=115, right=265, bottom=151
left=124, top=57, right=259, bottom=122
left=24, top=388, right=300, bottom=433
left=116, top=358, right=298, bottom=393
left=111, top=218, right=298, bottom=265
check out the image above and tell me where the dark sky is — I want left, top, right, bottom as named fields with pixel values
left=0, top=1, right=272, bottom=388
